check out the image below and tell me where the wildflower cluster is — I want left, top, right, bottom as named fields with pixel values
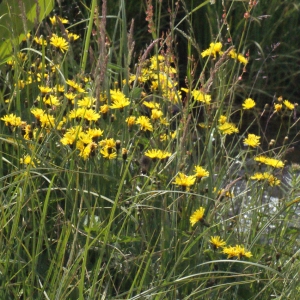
left=172, top=165, right=209, bottom=191
left=209, top=237, right=252, bottom=259
left=201, top=42, right=248, bottom=65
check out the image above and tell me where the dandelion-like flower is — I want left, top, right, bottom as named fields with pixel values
left=191, top=90, right=211, bottom=104
left=34, top=36, right=47, bottom=46
left=250, top=172, right=280, bottom=186
left=254, top=155, right=284, bottom=168
left=190, top=207, right=206, bottom=226
left=201, top=42, right=223, bottom=58
left=49, top=16, right=69, bottom=25
left=218, top=122, right=239, bottom=135
left=100, top=147, right=117, bottom=159
left=223, top=245, right=252, bottom=259
left=50, top=34, right=69, bottom=53
left=109, top=97, right=130, bottom=110
left=210, top=236, right=226, bottom=249
left=136, top=116, right=153, bottom=132
left=194, top=165, right=209, bottom=179
left=218, top=115, right=227, bottom=124
left=242, top=98, right=256, bottom=109
left=172, top=172, right=196, bottom=190
left=20, top=155, right=39, bottom=167
left=274, top=103, right=282, bottom=112
left=1, top=113, right=22, bottom=127
left=243, top=133, right=260, bottom=148
left=228, top=49, right=248, bottom=65
left=283, top=100, right=295, bottom=110
left=126, top=116, right=136, bottom=127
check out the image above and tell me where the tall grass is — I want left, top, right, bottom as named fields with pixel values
left=0, top=0, right=299, bottom=299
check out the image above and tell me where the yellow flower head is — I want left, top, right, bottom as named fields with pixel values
left=49, top=16, right=69, bottom=25
left=223, top=245, right=252, bottom=259
left=109, top=97, right=130, bottom=110
left=201, top=42, right=223, bottom=58
left=254, top=156, right=284, bottom=168
left=194, top=165, right=209, bottom=179
left=190, top=207, right=205, bottom=226
left=50, top=34, right=69, bottom=53
left=100, top=147, right=117, bottom=159
left=34, top=36, right=47, bottom=46
left=20, top=155, right=39, bottom=167
left=218, top=122, right=239, bottom=135
left=251, top=172, right=280, bottom=186
left=172, top=172, right=196, bottom=190
left=136, top=116, right=153, bottom=132
left=218, top=115, right=227, bottom=124
left=126, top=116, right=136, bottom=127
left=210, top=236, right=226, bottom=249
left=283, top=100, right=295, bottom=110
left=242, top=98, right=256, bottom=109
left=191, top=90, right=211, bottom=104
left=1, top=113, right=22, bottom=127
left=151, top=108, right=163, bottom=120
left=243, top=133, right=260, bottom=148
left=274, top=103, right=282, bottom=112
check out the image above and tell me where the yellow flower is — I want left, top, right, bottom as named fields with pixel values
left=229, top=50, right=248, bottom=65
left=109, top=97, right=130, bottom=110
left=33, top=36, right=47, bottom=46
left=78, top=97, right=95, bottom=108
left=265, top=173, right=281, bottom=186
left=1, top=113, right=22, bottom=127
left=20, top=155, right=39, bottom=167
left=223, top=245, right=252, bottom=259
left=43, top=95, right=60, bottom=107
left=49, top=16, right=69, bottom=25
left=100, top=104, right=110, bottom=114
left=237, top=54, right=248, bottom=65
left=201, top=42, right=223, bottom=58
left=151, top=108, right=163, bottom=120
left=251, top=172, right=280, bottom=186
left=218, top=115, right=227, bottom=124
left=86, top=128, right=104, bottom=140
left=126, top=116, right=136, bottom=127
left=136, top=116, right=153, bottom=132
left=194, top=165, right=209, bottom=179
left=99, top=138, right=116, bottom=150
left=250, top=172, right=265, bottom=181
left=78, top=142, right=97, bottom=160
left=145, top=149, right=161, bottom=159
left=190, top=207, right=205, bottom=226
left=50, top=34, right=69, bottom=53
left=100, top=147, right=117, bottom=159
left=31, top=108, right=45, bottom=120
left=210, top=236, right=226, bottom=249
left=40, top=113, right=55, bottom=128
left=254, top=156, right=284, bottom=168
left=143, top=101, right=160, bottom=109
left=243, top=133, right=260, bottom=148
left=67, top=31, right=80, bottom=41
left=82, top=109, right=101, bottom=122
left=242, top=98, right=256, bottom=109
left=172, top=172, right=196, bottom=190
left=283, top=100, right=295, bottom=110
left=38, top=85, right=52, bottom=94
left=191, top=90, right=211, bottom=104
left=218, top=122, right=239, bottom=135
left=145, top=149, right=171, bottom=160
left=274, top=103, right=282, bottom=112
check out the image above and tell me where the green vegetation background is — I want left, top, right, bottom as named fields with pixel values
left=0, top=0, right=299, bottom=299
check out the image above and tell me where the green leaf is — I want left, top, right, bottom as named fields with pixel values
left=0, top=0, right=54, bottom=64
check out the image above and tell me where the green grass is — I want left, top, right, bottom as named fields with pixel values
left=0, top=0, right=300, bottom=299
